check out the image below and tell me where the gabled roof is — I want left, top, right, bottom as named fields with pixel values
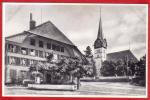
left=107, top=50, right=138, bottom=62
left=5, top=32, right=29, bottom=43
left=6, top=21, right=74, bottom=46
left=27, top=21, right=74, bottom=46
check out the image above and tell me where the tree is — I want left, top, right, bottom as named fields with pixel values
left=131, top=55, right=146, bottom=86
left=135, top=55, right=146, bottom=79
left=46, top=52, right=54, bottom=63
left=84, top=46, right=92, bottom=57
left=29, top=55, right=86, bottom=88
left=100, top=61, right=116, bottom=76
left=115, top=60, right=125, bottom=76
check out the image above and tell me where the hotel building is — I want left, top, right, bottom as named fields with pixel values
left=5, top=13, right=83, bottom=84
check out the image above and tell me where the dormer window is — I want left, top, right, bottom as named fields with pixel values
left=30, top=39, right=35, bottom=46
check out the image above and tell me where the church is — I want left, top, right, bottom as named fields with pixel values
left=93, top=11, right=138, bottom=78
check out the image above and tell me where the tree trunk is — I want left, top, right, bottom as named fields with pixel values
left=77, top=77, right=80, bottom=89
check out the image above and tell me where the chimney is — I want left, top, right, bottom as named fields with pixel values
left=29, top=13, right=36, bottom=30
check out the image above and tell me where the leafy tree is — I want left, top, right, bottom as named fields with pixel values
left=130, top=55, right=146, bottom=86
left=84, top=46, right=92, bottom=57
left=46, top=52, right=54, bottom=63
left=115, top=60, right=125, bottom=76
left=29, top=56, right=86, bottom=87
left=134, top=55, right=146, bottom=78
left=100, top=61, right=116, bottom=76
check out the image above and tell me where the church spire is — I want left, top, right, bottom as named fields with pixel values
left=94, top=8, right=107, bottom=49
left=97, top=8, right=103, bottom=40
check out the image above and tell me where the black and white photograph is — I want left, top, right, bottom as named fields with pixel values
left=2, top=3, right=148, bottom=97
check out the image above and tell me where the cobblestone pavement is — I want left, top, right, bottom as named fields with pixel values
left=4, top=82, right=146, bottom=97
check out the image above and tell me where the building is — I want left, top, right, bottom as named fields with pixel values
left=93, top=11, right=107, bottom=78
left=107, top=50, right=138, bottom=63
left=93, top=11, right=138, bottom=78
left=5, top=13, right=83, bottom=84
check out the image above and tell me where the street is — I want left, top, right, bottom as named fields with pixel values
left=4, top=82, right=146, bottom=97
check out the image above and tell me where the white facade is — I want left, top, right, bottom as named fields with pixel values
left=94, top=47, right=106, bottom=77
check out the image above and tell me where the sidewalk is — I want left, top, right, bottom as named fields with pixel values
left=81, top=76, right=131, bottom=82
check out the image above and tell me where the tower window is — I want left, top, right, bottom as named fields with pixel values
left=39, top=41, right=43, bottom=48
left=30, top=39, right=35, bottom=46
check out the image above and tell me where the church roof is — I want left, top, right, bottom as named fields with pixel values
left=6, top=21, right=74, bottom=46
left=107, top=50, right=138, bottom=62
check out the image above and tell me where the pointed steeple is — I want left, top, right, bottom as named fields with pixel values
left=94, top=8, right=107, bottom=49
left=97, top=9, right=103, bottom=40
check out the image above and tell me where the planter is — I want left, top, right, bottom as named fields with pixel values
left=28, top=84, right=77, bottom=91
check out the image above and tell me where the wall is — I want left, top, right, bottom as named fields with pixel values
left=5, top=33, right=80, bottom=84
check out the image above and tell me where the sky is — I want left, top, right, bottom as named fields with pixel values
left=3, top=3, right=148, bottom=59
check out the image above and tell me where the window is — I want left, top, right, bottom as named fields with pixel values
left=16, top=57, right=20, bottom=65
left=8, top=44, right=14, bottom=52
left=47, top=43, right=51, bottom=49
left=20, top=58, right=28, bottom=66
left=39, top=51, right=43, bottom=58
left=8, top=44, right=19, bottom=53
left=29, top=59, right=34, bottom=65
left=56, top=45, right=60, bottom=51
left=30, top=39, right=36, bottom=46
left=39, top=41, right=43, bottom=48
left=29, top=49, right=36, bottom=56
left=21, top=47, right=28, bottom=55
left=9, top=57, right=15, bottom=65
left=52, top=44, right=56, bottom=50
left=8, top=56, right=20, bottom=65
left=35, top=50, right=38, bottom=56
left=60, top=47, right=64, bottom=52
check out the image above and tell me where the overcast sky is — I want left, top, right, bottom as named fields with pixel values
left=3, top=3, right=148, bottom=59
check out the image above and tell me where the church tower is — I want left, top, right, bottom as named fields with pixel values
left=94, top=10, right=107, bottom=78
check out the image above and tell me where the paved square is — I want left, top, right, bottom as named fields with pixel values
left=4, top=82, right=146, bottom=97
